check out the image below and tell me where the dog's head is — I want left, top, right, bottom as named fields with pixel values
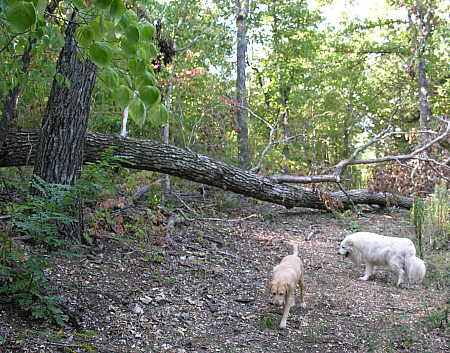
left=338, top=238, right=353, bottom=257
left=269, top=280, right=288, bottom=307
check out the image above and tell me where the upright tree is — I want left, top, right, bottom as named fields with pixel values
left=235, top=0, right=251, bottom=169
left=33, top=12, right=97, bottom=242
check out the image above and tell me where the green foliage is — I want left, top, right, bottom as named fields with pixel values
left=0, top=177, right=77, bottom=326
left=11, top=176, right=75, bottom=248
left=411, top=181, right=449, bottom=251
left=411, top=197, right=425, bottom=257
left=79, top=147, right=132, bottom=201
left=421, top=307, right=449, bottom=333
left=333, top=209, right=360, bottom=232
left=5, top=1, right=36, bottom=33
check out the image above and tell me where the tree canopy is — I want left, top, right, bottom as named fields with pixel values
left=1, top=0, right=448, bottom=193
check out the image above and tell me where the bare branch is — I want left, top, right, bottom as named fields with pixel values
left=271, top=118, right=449, bottom=184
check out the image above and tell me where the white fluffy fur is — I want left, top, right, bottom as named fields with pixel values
left=338, top=232, right=426, bottom=286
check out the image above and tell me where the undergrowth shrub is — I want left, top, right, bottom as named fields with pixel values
left=0, top=177, right=76, bottom=326
left=411, top=181, right=449, bottom=250
left=78, top=146, right=132, bottom=202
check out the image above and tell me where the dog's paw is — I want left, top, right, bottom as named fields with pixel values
left=279, top=321, right=287, bottom=329
left=359, top=276, right=369, bottom=281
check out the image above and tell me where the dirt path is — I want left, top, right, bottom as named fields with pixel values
left=0, top=201, right=448, bottom=352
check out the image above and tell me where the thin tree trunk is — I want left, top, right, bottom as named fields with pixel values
left=280, top=85, right=291, bottom=173
left=235, top=0, right=251, bottom=169
left=410, top=0, right=434, bottom=143
left=33, top=15, right=97, bottom=243
left=3, top=129, right=414, bottom=210
left=163, top=65, right=174, bottom=191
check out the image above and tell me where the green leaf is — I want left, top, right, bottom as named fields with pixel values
left=120, top=38, right=137, bottom=56
left=128, top=97, right=146, bottom=128
left=124, top=25, right=140, bottom=46
left=102, top=67, right=119, bottom=88
left=76, top=25, right=95, bottom=47
left=93, top=0, right=113, bottom=10
left=118, top=10, right=139, bottom=29
left=140, top=24, right=156, bottom=41
left=147, top=43, right=158, bottom=58
left=158, top=104, right=169, bottom=122
left=115, top=85, right=131, bottom=107
left=139, top=70, right=156, bottom=86
left=88, top=42, right=113, bottom=67
left=110, top=0, right=126, bottom=21
left=90, top=17, right=104, bottom=41
left=129, top=58, right=146, bottom=76
left=148, top=104, right=168, bottom=125
left=6, top=1, right=36, bottom=33
left=32, top=0, right=47, bottom=12
left=139, top=86, right=160, bottom=107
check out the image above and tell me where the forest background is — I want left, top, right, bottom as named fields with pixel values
left=0, top=0, right=449, bottom=349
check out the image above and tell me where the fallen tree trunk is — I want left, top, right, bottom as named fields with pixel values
left=1, top=130, right=413, bottom=210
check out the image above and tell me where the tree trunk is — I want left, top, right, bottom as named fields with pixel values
left=2, top=129, right=413, bottom=210
left=32, top=17, right=97, bottom=243
left=410, top=0, right=434, bottom=143
left=280, top=85, right=291, bottom=173
left=235, top=0, right=251, bottom=169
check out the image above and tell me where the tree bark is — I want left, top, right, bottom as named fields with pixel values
left=2, top=129, right=413, bottom=210
left=410, top=0, right=434, bottom=143
left=32, top=17, right=97, bottom=243
left=235, top=0, right=251, bottom=169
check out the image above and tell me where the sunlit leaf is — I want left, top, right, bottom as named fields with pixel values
left=128, top=97, right=146, bottom=128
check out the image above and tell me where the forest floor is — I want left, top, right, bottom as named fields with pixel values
left=0, top=187, right=449, bottom=353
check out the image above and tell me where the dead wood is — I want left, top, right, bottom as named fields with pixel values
left=1, top=129, right=414, bottom=210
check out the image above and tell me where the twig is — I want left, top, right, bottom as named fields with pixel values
left=198, top=214, right=258, bottom=222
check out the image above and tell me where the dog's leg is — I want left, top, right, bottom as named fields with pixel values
left=388, top=257, right=405, bottom=286
left=298, top=278, right=306, bottom=308
left=360, top=263, right=374, bottom=281
left=279, top=292, right=294, bottom=329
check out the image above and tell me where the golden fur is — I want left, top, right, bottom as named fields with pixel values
left=269, top=244, right=306, bottom=329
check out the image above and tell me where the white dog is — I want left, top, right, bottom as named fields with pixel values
left=338, top=232, right=426, bottom=286
left=269, top=244, right=306, bottom=329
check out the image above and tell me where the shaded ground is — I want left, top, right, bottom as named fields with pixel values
left=0, top=192, right=448, bottom=353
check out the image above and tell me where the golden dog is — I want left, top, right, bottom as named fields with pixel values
left=269, top=244, right=306, bottom=329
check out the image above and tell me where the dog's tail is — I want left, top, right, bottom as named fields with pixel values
left=405, top=255, right=426, bottom=283
left=291, top=243, right=299, bottom=257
